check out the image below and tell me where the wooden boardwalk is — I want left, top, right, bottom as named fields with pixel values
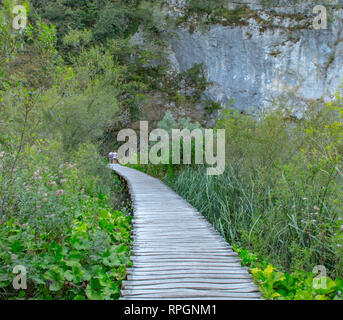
left=111, top=164, right=262, bottom=300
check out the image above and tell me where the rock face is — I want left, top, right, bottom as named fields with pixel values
left=163, top=1, right=343, bottom=112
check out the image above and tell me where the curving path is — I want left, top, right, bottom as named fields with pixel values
left=111, top=164, right=262, bottom=300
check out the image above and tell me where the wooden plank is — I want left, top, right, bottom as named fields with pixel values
left=121, top=289, right=262, bottom=298
left=131, top=252, right=238, bottom=257
left=127, top=268, right=250, bottom=275
left=129, top=262, right=243, bottom=268
left=122, top=278, right=254, bottom=285
left=122, top=297, right=261, bottom=300
left=127, top=274, right=253, bottom=281
left=130, top=257, right=241, bottom=262
left=122, top=282, right=259, bottom=291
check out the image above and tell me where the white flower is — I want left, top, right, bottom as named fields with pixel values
left=34, top=171, right=42, bottom=181
left=55, top=189, right=64, bottom=197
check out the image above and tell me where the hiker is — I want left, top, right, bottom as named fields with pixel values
left=112, top=151, right=118, bottom=164
left=108, top=151, right=114, bottom=164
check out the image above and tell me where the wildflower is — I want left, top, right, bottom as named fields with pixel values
left=60, top=179, right=67, bottom=184
left=340, top=225, right=343, bottom=232
left=337, top=244, right=342, bottom=249
left=303, top=198, right=308, bottom=201
left=43, top=193, right=47, bottom=197
left=0, top=151, right=6, bottom=158
left=338, top=290, right=342, bottom=296
left=55, top=189, right=64, bottom=197
left=49, top=181, right=57, bottom=187
left=34, top=171, right=42, bottom=181
left=11, top=254, right=18, bottom=260
left=314, top=206, right=320, bottom=211
left=43, top=198, right=48, bottom=202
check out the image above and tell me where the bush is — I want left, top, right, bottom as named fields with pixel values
left=0, top=141, right=132, bottom=300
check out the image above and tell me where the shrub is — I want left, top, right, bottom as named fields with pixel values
left=0, top=141, right=132, bottom=300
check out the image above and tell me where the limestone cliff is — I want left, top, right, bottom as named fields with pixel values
left=140, top=0, right=343, bottom=116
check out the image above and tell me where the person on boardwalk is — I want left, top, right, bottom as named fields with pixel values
left=108, top=151, right=114, bottom=164
left=112, top=151, right=118, bottom=164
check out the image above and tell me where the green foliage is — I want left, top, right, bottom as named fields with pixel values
left=0, top=144, right=132, bottom=299
left=179, top=1, right=260, bottom=29
left=163, top=63, right=209, bottom=105
left=186, top=0, right=225, bottom=15
left=167, top=97, right=343, bottom=282
left=204, top=99, right=222, bottom=114
left=234, top=247, right=343, bottom=300
left=128, top=112, right=203, bottom=181
left=93, top=5, right=129, bottom=41
left=0, top=2, right=133, bottom=300
left=31, top=0, right=165, bottom=49
left=63, top=29, right=93, bottom=49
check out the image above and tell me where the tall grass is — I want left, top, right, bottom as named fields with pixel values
left=169, top=95, right=343, bottom=277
